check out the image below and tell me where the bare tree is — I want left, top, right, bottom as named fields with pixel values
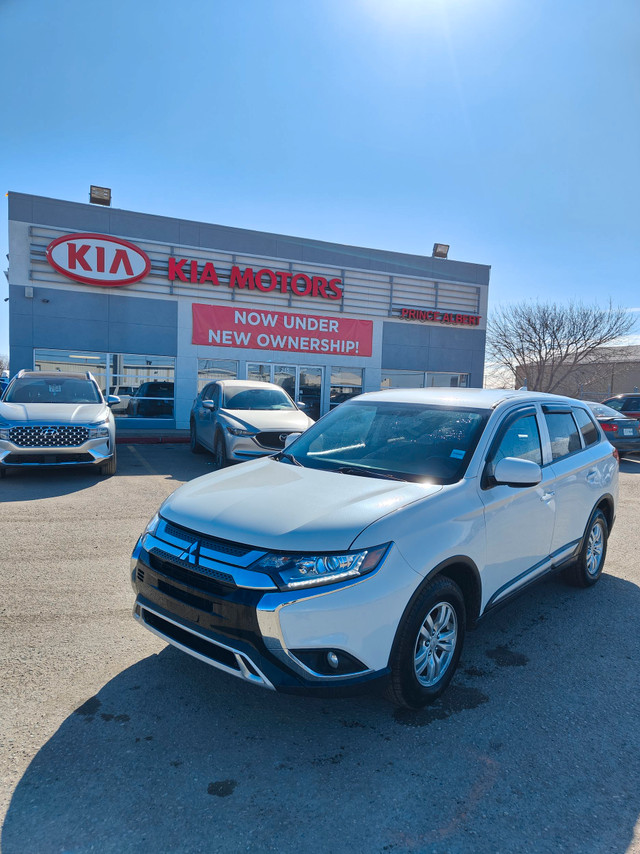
left=0, top=354, right=8, bottom=373
left=487, top=301, right=634, bottom=394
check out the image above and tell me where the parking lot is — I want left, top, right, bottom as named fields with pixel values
left=1, top=445, right=640, bottom=854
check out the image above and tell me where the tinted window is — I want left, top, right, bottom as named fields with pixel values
left=573, top=408, right=599, bottom=446
left=223, top=386, right=295, bottom=411
left=622, top=397, right=640, bottom=411
left=544, top=412, right=582, bottom=460
left=603, top=399, right=624, bottom=411
left=588, top=403, right=627, bottom=419
left=492, top=414, right=542, bottom=466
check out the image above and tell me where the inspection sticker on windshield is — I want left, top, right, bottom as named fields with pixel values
left=48, top=384, right=62, bottom=393
left=450, top=449, right=465, bottom=460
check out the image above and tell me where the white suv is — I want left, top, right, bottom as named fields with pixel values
left=131, top=388, right=618, bottom=708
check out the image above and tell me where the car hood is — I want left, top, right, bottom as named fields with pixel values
left=160, top=457, right=441, bottom=552
left=220, top=408, right=313, bottom=431
left=0, top=402, right=109, bottom=424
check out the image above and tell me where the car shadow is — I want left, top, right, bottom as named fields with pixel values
left=3, top=573, right=640, bottom=854
left=0, top=445, right=216, bottom=501
left=619, top=455, right=640, bottom=474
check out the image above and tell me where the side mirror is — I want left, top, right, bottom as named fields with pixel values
left=284, top=432, right=301, bottom=448
left=202, top=400, right=215, bottom=411
left=493, top=457, right=542, bottom=487
left=106, top=395, right=120, bottom=407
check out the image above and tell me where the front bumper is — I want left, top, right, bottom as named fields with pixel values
left=0, top=437, right=114, bottom=467
left=131, top=527, right=422, bottom=696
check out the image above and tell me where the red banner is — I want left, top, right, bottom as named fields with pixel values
left=192, top=304, right=373, bottom=357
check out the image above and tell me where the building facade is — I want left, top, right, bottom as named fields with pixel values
left=7, top=193, right=490, bottom=429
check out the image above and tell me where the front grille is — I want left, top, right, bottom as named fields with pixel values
left=4, top=452, right=94, bottom=465
left=149, top=549, right=236, bottom=586
left=142, top=609, right=239, bottom=670
left=148, top=552, right=235, bottom=595
left=157, top=579, right=213, bottom=613
left=255, top=431, right=289, bottom=450
left=9, top=425, right=89, bottom=448
left=163, top=522, right=252, bottom=558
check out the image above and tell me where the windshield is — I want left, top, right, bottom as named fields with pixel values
left=282, top=400, right=489, bottom=483
left=223, top=386, right=296, bottom=411
left=5, top=376, right=102, bottom=404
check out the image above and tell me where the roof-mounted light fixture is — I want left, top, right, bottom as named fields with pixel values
left=432, top=243, right=449, bottom=259
left=89, top=185, right=111, bottom=206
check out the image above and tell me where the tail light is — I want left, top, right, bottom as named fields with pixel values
left=601, top=422, right=618, bottom=433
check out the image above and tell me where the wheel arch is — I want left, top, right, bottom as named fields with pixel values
left=595, top=493, right=615, bottom=535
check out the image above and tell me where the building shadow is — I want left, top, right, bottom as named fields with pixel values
left=3, top=573, right=640, bottom=854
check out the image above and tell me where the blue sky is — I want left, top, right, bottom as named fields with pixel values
left=2, top=0, right=639, bottom=357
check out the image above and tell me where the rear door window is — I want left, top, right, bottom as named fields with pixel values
left=544, top=412, right=582, bottom=460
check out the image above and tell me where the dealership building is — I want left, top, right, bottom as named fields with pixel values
left=6, top=192, right=490, bottom=429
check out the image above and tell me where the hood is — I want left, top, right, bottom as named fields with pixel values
left=220, top=408, right=313, bottom=432
left=160, top=457, right=441, bottom=552
left=0, top=401, right=109, bottom=424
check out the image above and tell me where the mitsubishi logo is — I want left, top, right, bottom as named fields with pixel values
left=179, top=540, right=200, bottom=565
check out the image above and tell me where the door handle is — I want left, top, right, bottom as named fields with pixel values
left=541, top=491, right=555, bottom=502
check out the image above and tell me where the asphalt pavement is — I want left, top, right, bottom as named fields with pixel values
left=1, top=447, right=640, bottom=854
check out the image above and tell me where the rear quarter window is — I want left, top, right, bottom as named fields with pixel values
left=572, top=408, right=599, bottom=447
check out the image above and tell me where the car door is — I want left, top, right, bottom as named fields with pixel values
left=478, top=406, right=556, bottom=610
left=197, top=383, right=218, bottom=450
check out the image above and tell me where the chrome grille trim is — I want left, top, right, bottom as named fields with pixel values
left=9, top=424, right=89, bottom=448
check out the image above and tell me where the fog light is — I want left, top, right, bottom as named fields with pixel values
left=327, top=651, right=340, bottom=670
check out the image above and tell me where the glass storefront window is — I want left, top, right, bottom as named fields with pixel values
left=381, top=370, right=424, bottom=389
left=198, top=359, right=238, bottom=391
left=110, top=354, right=175, bottom=418
left=34, top=349, right=107, bottom=391
left=247, top=363, right=272, bottom=383
left=330, top=367, right=363, bottom=408
left=426, top=372, right=469, bottom=388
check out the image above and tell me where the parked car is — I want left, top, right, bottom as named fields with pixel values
left=189, top=379, right=314, bottom=468
left=601, top=393, right=640, bottom=419
left=132, top=388, right=617, bottom=708
left=0, top=370, right=118, bottom=476
left=107, top=384, right=137, bottom=414
left=127, top=381, right=174, bottom=417
left=586, top=401, right=640, bottom=456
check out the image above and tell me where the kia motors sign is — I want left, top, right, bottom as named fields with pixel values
left=192, top=304, right=373, bottom=357
left=46, top=233, right=151, bottom=286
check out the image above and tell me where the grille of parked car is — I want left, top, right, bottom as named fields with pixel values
left=9, top=425, right=90, bottom=447
left=255, top=431, right=290, bottom=450
left=163, top=522, right=253, bottom=558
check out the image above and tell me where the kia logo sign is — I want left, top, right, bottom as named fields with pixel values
left=46, top=233, right=151, bottom=287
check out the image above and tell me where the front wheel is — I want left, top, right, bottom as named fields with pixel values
left=386, top=576, right=466, bottom=709
left=190, top=421, right=204, bottom=454
left=213, top=431, right=228, bottom=469
left=99, top=450, right=117, bottom=477
left=564, top=509, right=608, bottom=588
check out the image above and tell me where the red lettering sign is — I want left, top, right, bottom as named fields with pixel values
left=169, top=258, right=344, bottom=301
left=192, top=304, right=372, bottom=356
left=400, top=308, right=481, bottom=326
left=47, top=234, right=151, bottom=286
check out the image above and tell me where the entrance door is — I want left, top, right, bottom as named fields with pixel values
left=298, top=367, right=323, bottom=421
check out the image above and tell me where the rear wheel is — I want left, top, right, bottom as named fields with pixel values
left=386, top=576, right=466, bottom=709
left=213, top=431, right=228, bottom=469
left=190, top=421, right=204, bottom=454
left=564, top=509, right=608, bottom=587
left=99, top=449, right=117, bottom=477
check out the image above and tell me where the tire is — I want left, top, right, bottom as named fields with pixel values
left=563, top=509, right=608, bottom=588
left=213, top=431, right=228, bottom=469
left=385, top=575, right=466, bottom=709
left=99, top=449, right=117, bottom=477
left=190, top=421, right=205, bottom=454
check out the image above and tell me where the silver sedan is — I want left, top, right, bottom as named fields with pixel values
left=189, top=380, right=314, bottom=467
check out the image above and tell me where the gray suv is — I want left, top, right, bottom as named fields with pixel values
left=0, top=370, right=118, bottom=477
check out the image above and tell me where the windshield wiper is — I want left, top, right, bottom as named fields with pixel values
left=337, top=466, right=405, bottom=481
left=276, top=451, right=303, bottom=467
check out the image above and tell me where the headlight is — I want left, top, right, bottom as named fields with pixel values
left=254, top=544, right=389, bottom=590
left=0, top=424, right=10, bottom=440
left=143, top=512, right=160, bottom=537
left=227, top=426, right=256, bottom=437
left=88, top=420, right=110, bottom=438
